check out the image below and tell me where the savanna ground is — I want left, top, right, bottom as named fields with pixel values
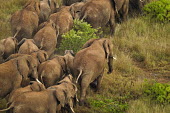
left=0, top=0, right=170, bottom=113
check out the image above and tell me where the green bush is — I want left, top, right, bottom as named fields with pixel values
left=143, top=0, right=170, bottom=22
left=144, top=81, right=170, bottom=104
left=58, top=19, right=99, bottom=53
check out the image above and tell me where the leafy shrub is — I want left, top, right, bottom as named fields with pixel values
left=143, top=0, right=170, bottom=22
left=58, top=19, right=99, bottom=53
left=144, top=81, right=170, bottom=104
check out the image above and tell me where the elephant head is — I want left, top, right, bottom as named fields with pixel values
left=49, top=0, right=60, bottom=13
left=24, top=0, right=41, bottom=16
left=52, top=75, right=77, bottom=112
left=31, top=50, right=49, bottom=64
left=15, top=55, right=40, bottom=86
left=29, top=81, right=46, bottom=91
left=70, top=2, right=85, bottom=19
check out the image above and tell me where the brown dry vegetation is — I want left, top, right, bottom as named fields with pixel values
left=0, top=0, right=170, bottom=113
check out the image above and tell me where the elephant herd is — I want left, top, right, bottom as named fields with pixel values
left=0, top=0, right=149, bottom=112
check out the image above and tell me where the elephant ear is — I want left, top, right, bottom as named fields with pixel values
left=16, top=57, right=30, bottom=83
left=103, top=39, right=110, bottom=61
left=82, top=39, right=98, bottom=49
left=36, top=50, right=49, bottom=63
left=58, top=56, right=67, bottom=74
left=30, top=81, right=46, bottom=91
left=55, top=89, right=67, bottom=107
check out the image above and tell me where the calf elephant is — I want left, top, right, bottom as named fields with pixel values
left=8, top=81, right=46, bottom=105
left=0, top=75, right=77, bottom=113
left=70, top=0, right=116, bottom=36
left=34, top=20, right=59, bottom=57
left=72, top=38, right=114, bottom=105
left=0, top=37, right=18, bottom=60
left=18, top=38, right=39, bottom=54
left=10, top=0, right=40, bottom=41
left=38, top=50, right=74, bottom=88
left=0, top=55, right=40, bottom=99
left=49, top=6, right=73, bottom=48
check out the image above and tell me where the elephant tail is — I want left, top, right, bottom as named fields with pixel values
left=14, top=26, right=21, bottom=38
left=0, top=102, right=14, bottom=112
left=76, top=69, right=83, bottom=84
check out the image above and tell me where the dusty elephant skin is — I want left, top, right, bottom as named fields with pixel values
left=38, top=51, right=74, bottom=88
left=49, top=6, right=73, bottom=48
left=0, top=37, right=18, bottom=62
left=18, top=38, right=39, bottom=54
left=62, top=0, right=83, bottom=6
left=70, top=0, right=116, bottom=36
left=73, top=38, right=114, bottom=105
left=7, top=81, right=46, bottom=105
left=34, top=20, right=59, bottom=57
left=10, top=0, right=40, bottom=42
left=0, top=55, right=40, bottom=99
left=0, top=75, right=77, bottom=113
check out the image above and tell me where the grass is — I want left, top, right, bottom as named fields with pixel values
left=0, top=0, right=170, bottom=113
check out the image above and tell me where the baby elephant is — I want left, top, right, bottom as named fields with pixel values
left=0, top=75, right=77, bottom=113
left=8, top=81, right=46, bottom=105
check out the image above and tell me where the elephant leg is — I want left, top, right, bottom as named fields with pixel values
left=80, top=76, right=90, bottom=106
left=96, top=71, right=104, bottom=92
left=122, top=0, right=129, bottom=21
left=109, top=10, right=116, bottom=37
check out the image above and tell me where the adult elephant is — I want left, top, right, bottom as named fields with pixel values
left=34, top=20, right=59, bottom=57
left=0, top=41, right=5, bottom=63
left=8, top=81, right=46, bottom=105
left=0, top=75, right=77, bottom=113
left=18, top=38, right=39, bottom=54
left=10, top=0, right=40, bottom=42
left=38, top=50, right=74, bottom=88
left=0, top=37, right=18, bottom=61
left=0, top=55, right=40, bottom=99
left=49, top=6, right=73, bottom=48
left=70, top=0, right=116, bottom=36
left=72, top=38, right=114, bottom=105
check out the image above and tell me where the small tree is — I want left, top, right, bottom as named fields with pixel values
left=58, top=19, right=99, bottom=53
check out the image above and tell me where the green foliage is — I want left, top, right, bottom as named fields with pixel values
left=143, top=0, right=170, bottom=22
left=89, top=95, right=128, bottom=113
left=58, top=19, right=99, bottom=53
left=144, top=81, right=170, bottom=104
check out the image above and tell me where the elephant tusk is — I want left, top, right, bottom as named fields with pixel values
left=70, top=107, right=75, bottom=113
left=36, top=79, right=42, bottom=84
left=140, top=0, right=144, bottom=2
left=113, top=56, right=117, bottom=60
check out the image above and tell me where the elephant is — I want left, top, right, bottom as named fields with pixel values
left=18, top=38, right=39, bottom=54
left=72, top=38, right=114, bottom=105
left=70, top=0, right=116, bottom=36
left=39, top=0, right=60, bottom=24
left=0, top=37, right=18, bottom=60
left=38, top=50, right=74, bottom=88
left=49, top=6, right=73, bottom=48
left=114, top=0, right=129, bottom=22
left=8, top=81, right=46, bottom=105
left=0, top=55, right=40, bottom=99
left=34, top=19, right=59, bottom=57
left=10, top=0, right=40, bottom=42
left=6, top=50, right=49, bottom=64
left=0, top=75, right=77, bottom=113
